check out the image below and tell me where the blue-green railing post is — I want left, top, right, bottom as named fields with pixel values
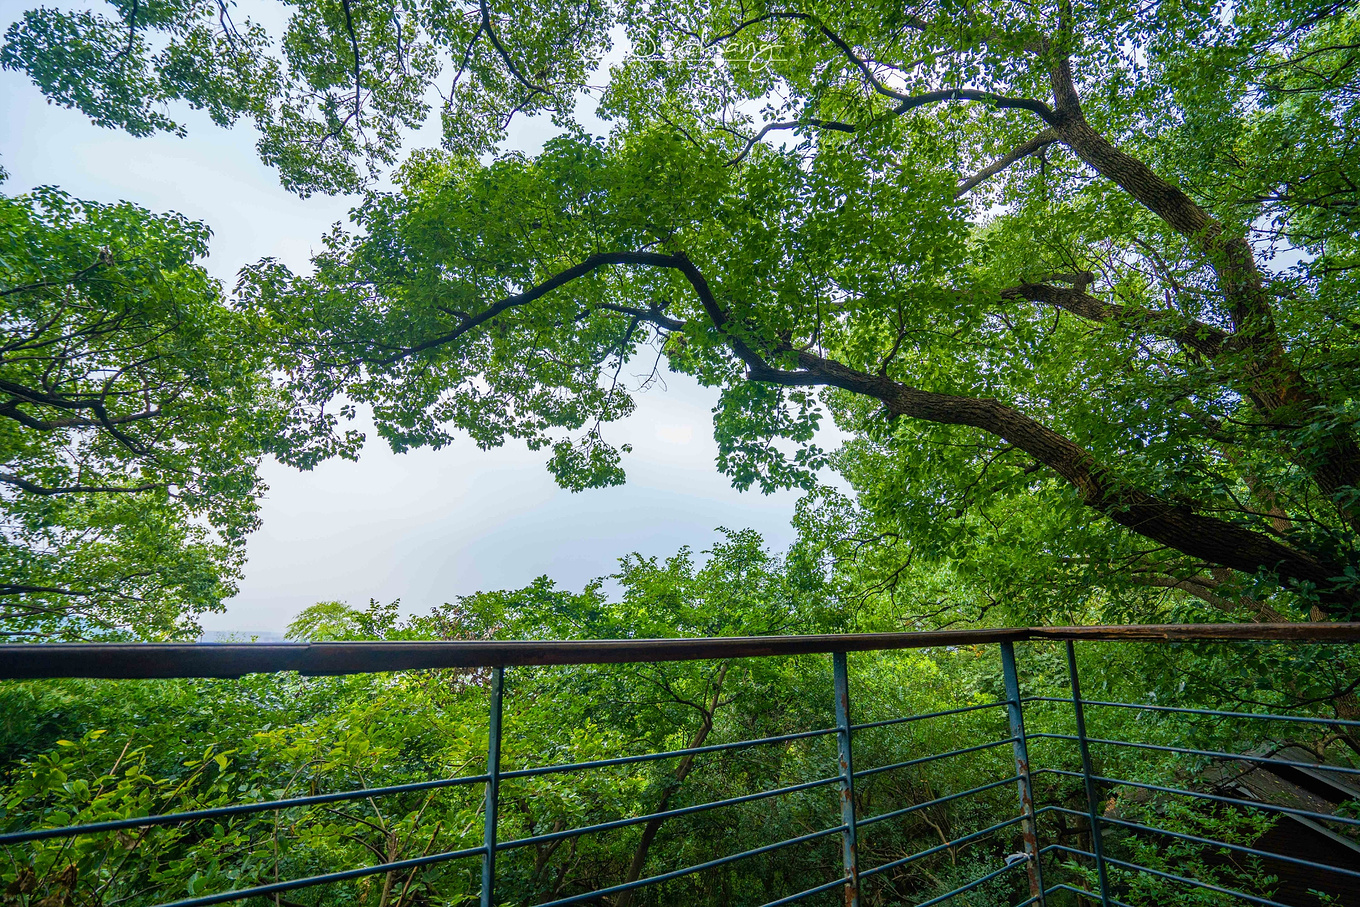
left=1066, top=641, right=1111, bottom=907
left=832, top=651, right=860, bottom=907
left=1000, top=641, right=1046, bottom=904
left=481, top=665, right=505, bottom=907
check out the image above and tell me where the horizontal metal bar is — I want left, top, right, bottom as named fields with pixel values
left=758, top=876, right=847, bottom=907
left=1039, top=804, right=1360, bottom=881
left=1044, top=843, right=1294, bottom=907
left=4, top=624, right=1358, bottom=679
left=859, top=815, right=1025, bottom=880
left=851, top=701, right=1011, bottom=732
left=854, top=737, right=1018, bottom=781
left=1035, top=768, right=1360, bottom=829
left=857, top=776, right=1022, bottom=830
left=498, top=776, right=841, bottom=852
left=0, top=772, right=490, bottom=846
left=502, top=726, right=837, bottom=781
left=1043, top=883, right=1135, bottom=907
left=535, top=824, right=845, bottom=907
left=1023, top=697, right=1360, bottom=729
left=1026, top=624, right=1360, bottom=644
left=0, top=630, right=1034, bottom=678
left=912, top=860, right=1021, bottom=907
left=1029, top=732, right=1360, bottom=779
left=150, top=843, right=484, bottom=907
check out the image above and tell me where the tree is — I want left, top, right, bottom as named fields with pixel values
left=238, top=0, right=1359, bottom=614
left=9, top=1, right=1360, bottom=617
left=1, top=0, right=608, bottom=196
left=0, top=185, right=314, bottom=639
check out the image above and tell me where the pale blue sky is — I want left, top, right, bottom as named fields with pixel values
left=0, top=5, right=836, bottom=632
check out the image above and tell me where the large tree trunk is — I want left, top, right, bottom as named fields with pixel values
left=1044, top=58, right=1360, bottom=534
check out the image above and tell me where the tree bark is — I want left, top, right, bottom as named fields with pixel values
left=759, top=348, right=1353, bottom=609
left=1043, top=58, right=1360, bottom=533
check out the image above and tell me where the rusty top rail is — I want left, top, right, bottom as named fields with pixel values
left=1, top=624, right=1359, bottom=680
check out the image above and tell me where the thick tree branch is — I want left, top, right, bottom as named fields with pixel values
left=888, top=87, right=1055, bottom=122
left=704, top=11, right=817, bottom=46
left=380, top=250, right=1354, bottom=608
left=381, top=252, right=686, bottom=364
left=595, top=302, right=685, bottom=332
left=1045, top=57, right=1360, bottom=531
left=339, top=0, right=363, bottom=127
left=0, top=473, right=160, bottom=496
left=774, top=349, right=1348, bottom=607
left=1001, top=282, right=1231, bottom=358
left=801, top=20, right=1056, bottom=122
left=479, top=0, right=547, bottom=93
left=658, top=257, right=1349, bottom=607
left=1131, top=574, right=1287, bottom=622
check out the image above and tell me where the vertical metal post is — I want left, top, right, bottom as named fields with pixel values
left=832, top=651, right=860, bottom=907
left=481, top=665, right=504, bottom=907
left=1000, top=641, right=1046, bottom=905
left=1066, top=641, right=1111, bottom=907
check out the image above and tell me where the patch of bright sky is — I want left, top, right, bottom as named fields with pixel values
left=0, top=4, right=845, bottom=633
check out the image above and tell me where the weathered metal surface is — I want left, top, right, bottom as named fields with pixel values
left=1000, top=641, right=1045, bottom=904
left=6, top=628, right=1360, bottom=906
left=1030, top=622, right=1360, bottom=643
left=0, top=628, right=1028, bottom=679
left=481, top=666, right=504, bottom=907
left=832, top=652, right=860, bottom=907
left=4, top=624, right=1359, bottom=680
left=0, top=771, right=490, bottom=846
left=1066, top=641, right=1112, bottom=907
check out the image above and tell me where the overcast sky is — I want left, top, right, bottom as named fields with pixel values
left=0, top=9, right=838, bottom=634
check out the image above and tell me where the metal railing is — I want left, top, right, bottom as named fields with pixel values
left=2, top=623, right=1359, bottom=906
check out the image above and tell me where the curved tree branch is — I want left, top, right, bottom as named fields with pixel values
left=0, top=473, right=160, bottom=496
left=339, top=0, right=363, bottom=127
left=479, top=0, right=546, bottom=94
left=1001, top=281, right=1231, bottom=358
left=727, top=118, right=856, bottom=166
left=1044, top=56, right=1360, bottom=532
left=957, top=129, right=1058, bottom=196
left=379, top=250, right=1354, bottom=609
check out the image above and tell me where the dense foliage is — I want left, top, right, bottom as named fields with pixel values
left=3, top=535, right=1358, bottom=905
left=15, top=0, right=1358, bottom=616
left=4, top=0, right=1360, bottom=626
left=5, top=0, right=1360, bottom=904
left=0, top=186, right=296, bottom=639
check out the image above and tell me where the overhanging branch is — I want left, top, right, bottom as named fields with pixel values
left=728, top=118, right=856, bottom=166
left=369, top=249, right=1353, bottom=608
left=1001, top=282, right=1232, bottom=358
left=957, top=129, right=1058, bottom=196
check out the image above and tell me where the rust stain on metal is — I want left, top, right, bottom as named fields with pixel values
left=842, top=842, right=859, bottom=907
left=7, top=623, right=1360, bottom=680
left=1016, top=757, right=1042, bottom=898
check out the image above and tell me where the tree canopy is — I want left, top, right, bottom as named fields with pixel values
left=8, top=5, right=1360, bottom=904
left=3, top=0, right=1360, bottom=632
left=0, top=186, right=312, bottom=638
